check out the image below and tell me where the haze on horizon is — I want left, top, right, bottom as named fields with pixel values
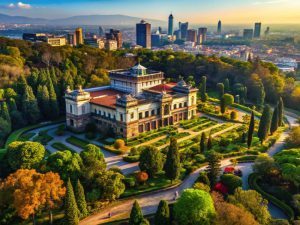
left=0, top=0, right=300, bottom=24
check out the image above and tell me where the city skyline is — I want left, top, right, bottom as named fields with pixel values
left=0, top=0, right=300, bottom=24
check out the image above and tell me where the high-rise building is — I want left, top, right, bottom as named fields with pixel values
left=106, top=29, right=123, bottom=49
left=264, top=27, right=270, bottom=36
left=151, top=30, right=163, bottom=47
left=75, top=27, right=83, bottom=45
left=243, top=29, right=254, bottom=39
left=217, top=20, right=222, bottom=34
left=187, top=29, right=197, bottom=43
left=67, top=33, right=76, bottom=46
left=198, top=27, right=207, bottom=44
left=174, top=30, right=181, bottom=40
left=99, top=26, right=105, bottom=37
left=168, top=14, right=174, bottom=36
left=136, top=20, right=151, bottom=49
left=254, top=22, right=261, bottom=38
left=158, top=27, right=162, bottom=34
left=179, top=22, right=189, bottom=40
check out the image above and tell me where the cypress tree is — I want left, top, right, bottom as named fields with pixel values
left=200, top=76, right=207, bottom=102
left=270, top=105, right=279, bottom=135
left=75, top=179, right=88, bottom=218
left=7, top=98, right=17, bottom=112
left=200, top=132, right=206, bottom=153
left=206, top=151, right=222, bottom=188
left=216, top=83, right=224, bottom=100
left=37, top=85, right=50, bottom=119
left=164, top=137, right=181, bottom=182
left=154, top=200, right=170, bottom=225
left=257, top=105, right=272, bottom=144
left=22, top=85, right=40, bottom=124
left=129, top=200, right=143, bottom=225
left=278, top=97, right=284, bottom=127
left=207, top=134, right=213, bottom=150
left=224, top=78, right=230, bottom=92
left=65, top=179, right=79, bottom=225
left=247, top=111, right=255, bottom=149
left=47, top=78, right=59, bottom=119
left=0, top=101, right=11, bottom=122
left=220, top=96, right=226, bottom=114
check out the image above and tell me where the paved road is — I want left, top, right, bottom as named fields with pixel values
left=79, top=110, right=298, bottom=225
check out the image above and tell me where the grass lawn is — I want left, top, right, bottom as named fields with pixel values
left=121, top=173, right=180, bottom=198
left=33, top=131, right=53, bottom=145
left=51, top=142, right=76, bottom=153
left=17, top=132, right=35, bottom=141
left=66, top=136, right=89, bottom=149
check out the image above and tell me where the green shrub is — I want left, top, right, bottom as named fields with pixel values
left=124, top=177, right=136, bottom=188
left=123, top=155, right=140, bottom=162
left=220, top=174, right=242, bottom=194
left=114, top=139, right=125, bottom=149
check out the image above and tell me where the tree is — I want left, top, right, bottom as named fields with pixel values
left=173, top=189, right=216, bottom=225
left=22, top=85, right=40, bottom=124
left=164, top=137, right=181, bottom=182
left=212, top=192, right=259, bottom=225
left=154, top=200, right=170, bottom=225
left=247, top=111, right=255, bottom=149
left=129, top=200, right=144, bottom=225
left=223, top=93, right=234, bottom=106
left=64, top=178, right=79, bottom=225
left=220, top=96, right=226, bottom=114
left=271, top=105, right=279, bottom=135
left=136, top=171, right=149, bottom=184
left=7, top=141, right=45, bottom=170
left=206, top=151, right=222, bottom=187
left=75, top=179, right=88, bottom=218
left=37, top=85, right=50, bottom=119
left=114, top=139, right=125, bottom=149
left=230, top=111, right=238, bottom=120
left=217, top=83, right=224, bottom=99
left=193, top=182, right=211, bottom=192
left=200, top=76, right=207, bottom=102
left=224, top=78, right=230, bottom=92
left=253, top=154, right=277, bottom=178
left=278, top=97, right=284, bottom=127
left=197, top=172, right=210, bottom=186
left=257, top=105, right=272, bottom=144
left=200, top=132, right=206, bottom=153
left=139, top=146, right=163, bottom=178
left=47, top=77, right=59, bottom=119
left=285, top=127, right=300, bottom=148
left=207, top=134, right=213, bottom=150
left=228, top=188, right=271, bottom=225
left=220, top=174, right=242, bottom=194
left=0, top=101, right=11, bottom=122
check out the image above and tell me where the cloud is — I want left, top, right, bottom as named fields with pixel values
left=4, top=2, right=32, bottom=9
left=253, top=0, right=286, bottom=5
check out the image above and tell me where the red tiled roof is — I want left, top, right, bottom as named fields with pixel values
left=89, top=89, right=124, bottom=109
left=147, top=83, right=177, bottom=93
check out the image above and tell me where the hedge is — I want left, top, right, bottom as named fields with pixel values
left=51, top=142, right=76, bottom=153
left=248, top=173, right=295, bottom=221
left=232, top=103, right=262, bottom=117
left=66, top=136, right=89, bottom=148
left=123, top=155, right=140, bottom=162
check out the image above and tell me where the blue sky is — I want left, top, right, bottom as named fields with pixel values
left=0, top=0, right=299, bottom=24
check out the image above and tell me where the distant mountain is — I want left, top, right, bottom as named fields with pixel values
left=0, top=13, right=165, bottom=26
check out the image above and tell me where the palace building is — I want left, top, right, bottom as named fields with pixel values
left=65, top=64, right=198, bottom=138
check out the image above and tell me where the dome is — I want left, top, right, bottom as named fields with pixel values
left=131, top=63, right=147, bottom=76
left=131, top=63, right=147, bottom=70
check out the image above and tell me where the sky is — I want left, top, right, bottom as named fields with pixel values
left=0, top=0, right=300, bottom=24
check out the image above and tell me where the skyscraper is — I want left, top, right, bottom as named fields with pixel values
left=136, top=20, right=151, bottom=49
left=187, top=29, right=197, bottom=43
left=168, top=14, right=174, bottom=36
left=99, top=26, right=105, bottom=37
left=243, top=29, right=254, bottom=39
left=264, top=27, right=270, bottom=36
left=75, top=27, right=83, bottom=45
left=179, top=22, right=189, bottom=40
left=254, top=22, right=261, bottom=38
left=67, top=33, right=76, bottom=46
left=106, top=29, right=123, bottom=49
left=217, top=20, right=222, bottom=34
left=198, top=27, right=207, bottom=44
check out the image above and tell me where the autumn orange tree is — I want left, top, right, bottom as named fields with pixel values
left=0, top=169, right=65, bottom=225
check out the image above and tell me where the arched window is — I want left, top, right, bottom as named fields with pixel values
left=70, top=105, right=73, bottom=113
left=192, top=96, right=195, bottom=105
left=164, top=104, right=170, bottom=115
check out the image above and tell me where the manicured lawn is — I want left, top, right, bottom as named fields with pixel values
left=51, top=142, right=76, bottom=153
left=66, top=136, right=89, bottom=148
left=17, top=132, right=35, bottom=141
left=33, top=131, right=53, bottom=145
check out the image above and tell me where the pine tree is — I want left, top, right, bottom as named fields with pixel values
left=257, top=105, right=272, bottom=144
left=216, top=83, right=224, bottom=100
left=207, top=134, right=213, bottom=150
left=224, top=78, right=230, bottom=93
left=200, top=132, right=206, bottom=153
left=65, top=179, right=79, bottom=225
left=47, top=77, right=59, bottom=119
left=75, top=180, right=88, bottom=218
left=154, top=200, right=170, bottom=225
left=270, top=105, right=279, bottom=135
left=22, top=85, right=40, bottom=124
left=129, top=200, right=144, bottom=225
left=164, top=137, right=181, bottom=182
left=0, top=101, right=11, bottom=122
left=220, top=96, right=226, bottom=114
left=278, top=97, right=284, bottom=127
left=206, top=151, right=222, bottom=188
left=7, top=98, right=17, bottom=111
left=247, top=111, right=255, bottom=149
left=200, top=76, right=207, bottom=102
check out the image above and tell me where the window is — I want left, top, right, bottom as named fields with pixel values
left=173, top=104, right=177, bottom=109
left=157, top=108, right=161, bottom=115
left=120, top=114, right=124, bottom=122
left=179, top=103, right=182, bottom=108
left=98, top=110, right=101, bottom=115
left=70, top=105, right=73, bottom=113
left=82, top=106, right=85, bottom=114
left=192, top=96, right=195, bottom=105
left=151, top=110, right=155, bottom=116
left=139, top=112, right=143, bottom=119
left=104, top=112, right=106, bottom=117
left=94, top=109, right=97, bottom=114
left=184, top=102, right=187, bottom=107
left=145, top=111, right=149, bottom=118
left=131, top=113, right=134, bottom=119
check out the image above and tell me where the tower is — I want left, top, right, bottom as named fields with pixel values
left=254, top=22, right=261, bottom=38
left=217, top=20, right=222, bottom=34
left=136, top=20, right=151, bottom=49
left=75, top=27, right=83, bottom=45
left=168, top=13, right=174, bottom=36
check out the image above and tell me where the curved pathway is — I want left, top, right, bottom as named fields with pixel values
left=80, top=110, right=298, bottom=225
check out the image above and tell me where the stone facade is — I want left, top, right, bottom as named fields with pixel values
left=65, top=64, right=198, bottom=138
